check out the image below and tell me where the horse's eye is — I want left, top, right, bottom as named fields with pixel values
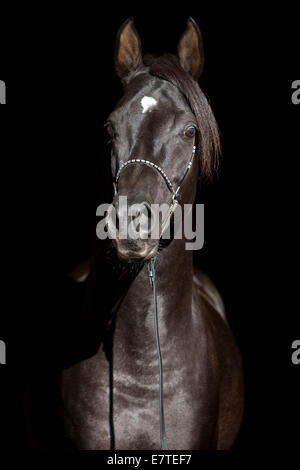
left=184, top=125, right=196, bottom=138
left=106, top=123, right=115, bottom=138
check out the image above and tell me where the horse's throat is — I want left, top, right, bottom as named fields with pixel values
left=115, top=240, right=194, bottom=351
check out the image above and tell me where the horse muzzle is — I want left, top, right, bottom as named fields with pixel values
left=107, top=198, right=159, bottom=262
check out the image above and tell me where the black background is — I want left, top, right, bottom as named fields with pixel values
left=0, top=2, right=299, bottom=456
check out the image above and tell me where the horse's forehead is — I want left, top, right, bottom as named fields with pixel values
left=136, top=79, right=186, bottom=112
left=113, top=77, right=188, bottom=120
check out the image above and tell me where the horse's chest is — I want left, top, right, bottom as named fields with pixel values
left=112, top=373, right=204, bottom=450
left=62, top=343, right=212, bottom=450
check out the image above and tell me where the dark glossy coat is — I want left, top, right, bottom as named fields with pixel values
left=61, top=17, right=244, bottom=450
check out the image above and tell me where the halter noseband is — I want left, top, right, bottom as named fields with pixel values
left=113, top=145, right=196, bottom=202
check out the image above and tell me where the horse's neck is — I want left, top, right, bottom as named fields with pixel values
left=115, top=239, right=194, bottom=351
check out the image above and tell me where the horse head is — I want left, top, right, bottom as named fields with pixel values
left=106, top=18, right=220, bottom=262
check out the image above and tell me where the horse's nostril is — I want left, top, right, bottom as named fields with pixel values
left=136, top=203, right=153, bottom=237
left=144, top=203, right=152, bottom=221
left=113, top=200, right=154, bottom=240
left=115, top=208, right=120, bottom=231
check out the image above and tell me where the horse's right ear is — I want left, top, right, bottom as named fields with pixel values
left=178, top=17, right=205, bottom=80
left=115, top=18, right=143, bottom=81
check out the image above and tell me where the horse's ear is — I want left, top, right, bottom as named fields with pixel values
left=178, top=17, right=204, bottom=80
left=115, top=17, right=143, bottom=81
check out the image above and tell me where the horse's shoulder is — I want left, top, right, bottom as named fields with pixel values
left=192, top=267, right=226, bottom=321
left=68, top=258, right=92, bottom=283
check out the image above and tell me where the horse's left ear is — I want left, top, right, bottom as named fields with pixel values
left=178, top=17, right=205, bottom=80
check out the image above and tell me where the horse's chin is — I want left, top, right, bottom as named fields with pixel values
left=114, top=240, right=158, bottom=263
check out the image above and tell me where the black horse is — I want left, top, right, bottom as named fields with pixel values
left=61, top=17, right=244, bottom=450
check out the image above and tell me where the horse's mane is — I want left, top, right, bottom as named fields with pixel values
left=143, top=54, right=221, bottom=181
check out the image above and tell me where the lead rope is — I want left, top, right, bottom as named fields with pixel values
left=114, top=144, right=197, bottom=450
left=147, top=257, right=168, bottom=450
